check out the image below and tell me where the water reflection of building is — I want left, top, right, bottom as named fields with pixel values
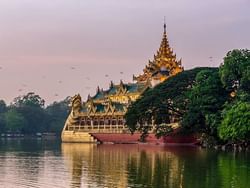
left=61, top=143, right=128, bottom=188
left=61, top=23, right=184, bottom=142
left=61, top=144, right=205, bottom=188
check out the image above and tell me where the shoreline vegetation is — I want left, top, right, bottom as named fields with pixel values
left=1, top=49, right=250, bottom=151
left=0, top=93, right=70, bottom=137
left=0, top=132, right=57, bottom=138
left=125, top=49, right=250, bottom=151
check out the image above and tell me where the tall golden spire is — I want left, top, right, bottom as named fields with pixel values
left=157, top=22, right=174, bottom=59
left=134, top=22, right=184, bottom=84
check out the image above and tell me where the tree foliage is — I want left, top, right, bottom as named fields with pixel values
left=0, top=93, right=70, bottom=135
left=45, top=97, right=70, bottom=133
left=0, top=100, right=7, bottom=132
left=4, top=109, right=27, bottom=132
left=11, top=92, right=47, bottom=134
left=219, top=101, right=250, bottom=142
left=0, top=100, right=7, bottom=113
left=125, top=67, right=216, bottom=137
left=126, top=49, right=250, bottom=144
left=217, top=49, right=250, bottom=143
left=182, top=69, right=228, bottom=135
left=12, top=92, right=45, bottom=108
left=219, top=49, right=250, bottom=93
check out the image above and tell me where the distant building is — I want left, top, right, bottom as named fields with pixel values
left=62, top=24, right=184, bottom=142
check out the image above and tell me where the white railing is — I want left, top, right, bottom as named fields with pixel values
left=67, top=124, right=128, bottom=133
left=66, top=122, right=179, bottom=133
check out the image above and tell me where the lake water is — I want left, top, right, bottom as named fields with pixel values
left=0, top=139, right=249, bottom=188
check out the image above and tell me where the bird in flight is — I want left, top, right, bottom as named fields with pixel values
left=209, top=56, right=213, bottom=61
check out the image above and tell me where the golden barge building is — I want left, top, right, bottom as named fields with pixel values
left=61, top=24, right=183, bottom=142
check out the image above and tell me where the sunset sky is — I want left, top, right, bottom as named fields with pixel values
left=0, top=0, right=249, bottom=105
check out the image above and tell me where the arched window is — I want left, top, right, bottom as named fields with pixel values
left=118, top=119, right=124, bottom=125
left=87, top=118, right=91, bottom=126
left=99, top=118, right=104, bottom=125
left=112, top=117, right=117, bottom=125
left=105, top=118, right=111, bottom=125
left=93, top=118, right=98, bottom=126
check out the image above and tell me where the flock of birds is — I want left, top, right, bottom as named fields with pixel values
left=0, top=56, right=214, bottom=100
left=0, top=65, right=126, bottom=99
left=209, top=56, right=214, bottom=63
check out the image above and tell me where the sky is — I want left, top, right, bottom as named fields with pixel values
left=0, top=0, right=249, bottom=105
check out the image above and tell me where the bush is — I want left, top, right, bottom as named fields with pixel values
left=219, top=101, right=250, bottom=142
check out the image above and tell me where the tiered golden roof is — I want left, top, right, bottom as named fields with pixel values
left=83, top=81, right=149, bottom=116
left=134, top=23, right=183, bottom=84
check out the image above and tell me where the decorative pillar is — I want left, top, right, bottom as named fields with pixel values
left=152, top=117, right=156, bottom=132
left=97, top=117, right=100, bottom=131
left=116, top=116, right=119, bottom=131
left=91, top=119, right=93, bottom=129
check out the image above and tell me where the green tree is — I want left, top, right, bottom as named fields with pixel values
left=12, top=92, right=45, bottom=108
left=4, top=109, right=27, bottom=132
left=182, top=69, right=228, bottom=135
left=0, top=114, right=6, bottom=133
left=11, top=92, right=47, bottom=134
left=240, top=66, right=250, bottom=100
left=0, top=99, right=7, bottom=113
left=0, top=99, right=7, bottom=133
left=45, top=97, right=70, bottom=134
left=218, top=49, right=250, bottom=143
left=219, top=49, right=250, bottom=93
left=125, top=67, right=216, bottom=137
left=218, top=101, right=250, bottom=142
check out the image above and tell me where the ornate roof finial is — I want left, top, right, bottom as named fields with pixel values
left=119, top=79, right=126, bottom=91
left=96, top=86, right=100, bottom=93
left=164, top=16, right=166, bottom=34
left=110, top=80, right=114, bottom=88
left=87, top=94, right=91, bottom=100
